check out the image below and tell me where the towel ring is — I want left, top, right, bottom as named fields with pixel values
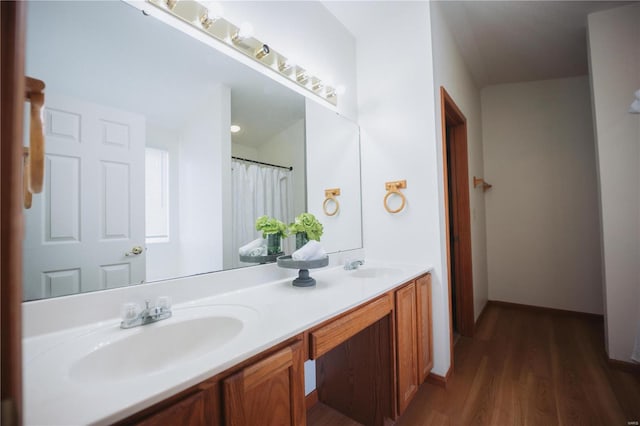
left=323, top=188, right=340, bottom=216
left=384, top=180, right=407, bottom=214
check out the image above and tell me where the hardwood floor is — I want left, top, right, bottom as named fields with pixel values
left=307, top=402, right=363, bottom=425
left=397, top=303, right=640, bottom=426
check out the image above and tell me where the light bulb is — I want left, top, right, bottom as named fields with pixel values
left=230, top=124, right=242, bottom=133
left=201, top=1, right=223, bottom=18
left=232, top=22, right=254, bottom=43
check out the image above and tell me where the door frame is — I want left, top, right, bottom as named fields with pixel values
left=1, top=1, right=26, bottom=424
left=440, top=87, right=474, bottom=362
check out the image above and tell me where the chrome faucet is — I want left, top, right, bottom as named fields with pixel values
left=344, top=259, right=365, bottom=270
left=120, top=297, right=172, bottom=329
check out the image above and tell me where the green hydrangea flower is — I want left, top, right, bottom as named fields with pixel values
left=255, top=216, right=288, bottom=238
left=289, top=213, right=323, bottom=241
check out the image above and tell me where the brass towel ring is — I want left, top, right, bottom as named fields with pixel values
left=384, top=180, right=407, bottom=214
left=323, top=188, right=341, bottom=216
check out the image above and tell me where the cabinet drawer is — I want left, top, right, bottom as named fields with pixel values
left=309, top=294, right=392, bottom=359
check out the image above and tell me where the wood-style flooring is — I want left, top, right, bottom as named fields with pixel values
left=398, top=303, right=640, bottom=426
left=307, top=402, right=363, bottom=426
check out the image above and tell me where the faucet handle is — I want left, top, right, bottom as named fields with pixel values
left=120, top=302, right=141, bottom=321
left=156, top=296, right=172, bottom=311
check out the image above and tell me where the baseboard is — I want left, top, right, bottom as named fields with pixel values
left=488, top=300, right=604, bottom=320
left=608, top=358, right=640, bottom=375
left=426, top=366, right=452, bottom=389
left=305, top=390, right=318, bottom=410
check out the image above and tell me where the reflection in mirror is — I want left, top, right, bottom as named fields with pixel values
left=305, top=99, right=362, bottom=253
left=23, top=1, right=363, bottom=302
left=22, top=1, right=310, bottom=301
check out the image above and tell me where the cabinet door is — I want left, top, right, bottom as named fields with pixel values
left=395, top=282, right=419, bottom=415
left=134, top=383, right=220, bottom=426
left=416, top=274, right=433, bottom=383
left=224, top=341, right=305, bottom=426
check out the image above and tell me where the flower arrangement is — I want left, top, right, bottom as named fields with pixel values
left=289, top=213, right=323, bottom=241
left=255, top=216, right=288, bottom=238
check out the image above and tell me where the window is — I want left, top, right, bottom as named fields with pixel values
left=145, top=148, right=169, bottom=243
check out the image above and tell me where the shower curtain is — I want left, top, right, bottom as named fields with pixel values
left=231, top=159, right=294, bottom=268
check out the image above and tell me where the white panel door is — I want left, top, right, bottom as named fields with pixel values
left=23, top=94, right=145, bottom=300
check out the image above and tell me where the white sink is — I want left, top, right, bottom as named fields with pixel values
left=348, top=266, right=402, bottom=279
left=27, top=304, right=259, bottom=384
left=70, top=314, right=243, bottom=382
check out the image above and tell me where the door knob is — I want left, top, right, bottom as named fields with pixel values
left=125, top=246, right=144, bottom=256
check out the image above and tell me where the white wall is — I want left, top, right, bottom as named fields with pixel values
left=231, top=143, right=258, bottom=161
left=430, top=2, right=488, bottom=321
left=145, top=123, right=181, bottom=282
left=588, top=4, right=640, bottom=361
left=258, top=119, right=306, bottom=219
left=333, top=2, right=450, bottom=376
left=482, top=76, right=603, bottom=315
left=178, top=85, right=231, bottom=275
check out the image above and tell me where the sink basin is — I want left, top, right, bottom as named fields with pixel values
left=28, top=304, right=259, bottom=384
left=348, top=267, right=402, bottom=279
left=70, top=314, right=243, bottom=382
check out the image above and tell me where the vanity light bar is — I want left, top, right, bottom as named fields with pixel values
left=147, top=0, right=338, bottom=106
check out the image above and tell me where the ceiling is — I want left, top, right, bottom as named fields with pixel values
left=325, top=1, right=636, bottom=88
left=436, top=1, right=637, bottom=87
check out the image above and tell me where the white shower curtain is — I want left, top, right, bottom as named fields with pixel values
left=231, top=159, right=294, bottom=268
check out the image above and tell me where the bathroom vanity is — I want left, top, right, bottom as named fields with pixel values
left=16, top=2, right=431, bottom=425
left=119, top=273, right=432, bottom=425
left=23, top=263, right=432, bottom=425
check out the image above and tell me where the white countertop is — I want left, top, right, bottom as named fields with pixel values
left=23, top=261, right=430, bottom=425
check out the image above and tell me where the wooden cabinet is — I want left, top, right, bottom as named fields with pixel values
left=395, top=281, right=419, bottom=415
left=309, top=294, right=392, bottom=359
left=122, top=380, right=220, bottom=426
left=118, top=272, right=432, bottom=426
left=313, top=295, right=394, bottom=425
left=224, top=340, right=305, bottom=426
left=416, top=274, right=433, bottom=383
left=119, top=339, right=304, bottom=426
left=395, top=273, right=433, bottom=415
left=135, top=391, right=209, bottom=426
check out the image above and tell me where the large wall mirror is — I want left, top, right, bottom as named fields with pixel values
left=23, top=1, right=362, bottom=301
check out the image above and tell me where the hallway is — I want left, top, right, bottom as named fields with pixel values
left=399, top=303, right=640, bottom=425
